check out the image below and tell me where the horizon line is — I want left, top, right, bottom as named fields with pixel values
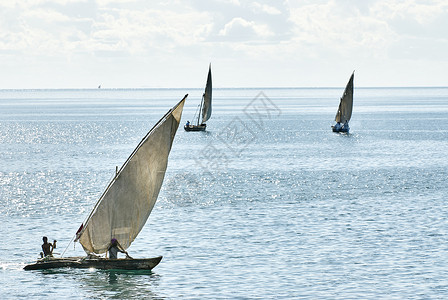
left=1, top=86, right=448, bottom=91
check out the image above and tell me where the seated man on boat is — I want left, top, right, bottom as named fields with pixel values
left=333, top=122, right=342, bottom=131
left=108, top=238, right=131, bottom=259
left=41, top=236, right=57, bottom=257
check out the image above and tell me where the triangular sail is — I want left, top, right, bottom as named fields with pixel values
left=334, top=72, right=354, bottom=123
left=75, top=95, right=187, bottom=254
left=201, top=64, right=212, bottom=123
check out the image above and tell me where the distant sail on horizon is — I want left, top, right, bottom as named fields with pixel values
left=334, top=72, right=354, bottom=124
left=201, top=64, right=212, bottom=123
left=184, top=64, right=212, bottom=131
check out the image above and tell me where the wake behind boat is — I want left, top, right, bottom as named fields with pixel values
left=185, top=64, right=212, bottom=131
left=332, top=72, right=354, bottom=133
left=24, top=95, right=187, bottom=271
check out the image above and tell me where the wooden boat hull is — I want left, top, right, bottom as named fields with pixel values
left=24, top=256, right=162, bottom=271
left=184, top=124, right=206, bottom=131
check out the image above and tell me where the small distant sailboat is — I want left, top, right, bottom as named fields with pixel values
left=332, top=72, right=354, bottom=133
left=184, top=64, right=212, bottom=131
left=24, top=94, right=188, bottom=271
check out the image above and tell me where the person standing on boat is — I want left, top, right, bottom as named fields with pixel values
left=108, top=238, right=131, bottom=259
left=342, top=120, right=349, bottom=131
left=41, top=236, right=56, bottom=257
left=186, top=120, right=190, bottom=127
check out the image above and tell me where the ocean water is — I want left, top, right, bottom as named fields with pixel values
left=1, top=87, right=448, bottom=299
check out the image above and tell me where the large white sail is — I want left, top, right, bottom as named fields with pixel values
left=201, top=64, right=212, bottom=123
left=75, top=95, right=187, bottom=254
left=334, top=72, right=354, bottom=123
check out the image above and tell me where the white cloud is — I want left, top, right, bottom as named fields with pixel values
left=371, top=0, right=445, bottom=24
left=250, top=2, right=282, bottom=15
left=289, top=1, right=396, bottom=59
left=23, top=8, right=72, bottom=22
left=0, top=0, right=447, bottom=87
left=218, top=17, right=274, bottom=40
left=0, top=1, right=212, bottom=56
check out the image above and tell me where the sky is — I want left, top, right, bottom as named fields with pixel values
left=0, top=0, right=447, bottom=88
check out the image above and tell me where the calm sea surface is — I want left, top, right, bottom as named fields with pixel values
left=1, top=87, right=448, bottom=299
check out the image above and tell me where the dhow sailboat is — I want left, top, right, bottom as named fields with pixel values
left=185, top=64, right=212, bottom=131
left=332, top=72, right=354, bottom=133
left=24, top=95, right=187, bottom=271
